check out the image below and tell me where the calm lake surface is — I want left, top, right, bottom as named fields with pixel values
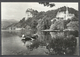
left=1, top=31, right=30, bottom=55
left=1, top=30, right=48, bottom=55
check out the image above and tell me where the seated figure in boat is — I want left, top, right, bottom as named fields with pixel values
left=21, top=34, right=38, bottom=45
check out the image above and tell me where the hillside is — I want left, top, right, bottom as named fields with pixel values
left=1, top=19, right=18, bottom=29
left=5, top=6, right=78, bottom=30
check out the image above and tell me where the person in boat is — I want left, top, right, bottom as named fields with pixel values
left=21, top=34, right=38, bottom=45
left=21, top=34, right=32, bottom=45
left=22, top=34, right=38, bottom=40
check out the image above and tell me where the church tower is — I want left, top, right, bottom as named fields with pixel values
left=65, top=6, right=69, bottom=20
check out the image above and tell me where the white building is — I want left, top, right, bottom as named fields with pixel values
left=15, top=28, right=22, bottom=30
left=56, top=7, right=75, bottom=20
left=50, top=6, right=75, bottom=38
left=25, top=9, right=33, bottom=20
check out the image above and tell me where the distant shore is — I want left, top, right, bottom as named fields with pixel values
left=1, top=30, right=21, bottom=32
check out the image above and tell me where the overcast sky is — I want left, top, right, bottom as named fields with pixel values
left=1, top=2, right=78, bottom=21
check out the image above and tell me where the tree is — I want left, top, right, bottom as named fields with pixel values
left=67, top=21, right=79, bottom=37
left=67, top=21, right=79, bottom=31
left=50, top=19, right=65, bottom=39
left=39, top=2, right=55, bottom=7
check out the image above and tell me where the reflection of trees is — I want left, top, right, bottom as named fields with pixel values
left=46, top=35, right=77, bottom=55
left=36, top=17, right=51, bottom=44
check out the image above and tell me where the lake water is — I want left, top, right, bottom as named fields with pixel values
left=1, top=31, right=32, bottom=55
left=1, top=30, right=48, bottom=55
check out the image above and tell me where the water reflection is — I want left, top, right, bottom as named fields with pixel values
left=1, top=30, right=49, bottom=55
left=1, top=30, right=32, bottom=55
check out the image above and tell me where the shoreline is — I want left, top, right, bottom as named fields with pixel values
left=1, top=30, right=21, bottom=32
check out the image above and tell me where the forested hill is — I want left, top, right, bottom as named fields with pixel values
left=5, top=6, right=78, bottom=29
left=1, top=19, right=18, bottom=29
